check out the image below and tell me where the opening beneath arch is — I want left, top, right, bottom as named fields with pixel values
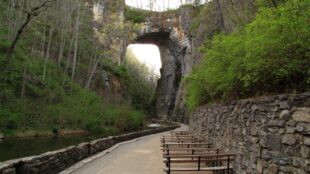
left=124, top=44, right=162, bottom=111
left=126, top=44, right=162, bottom=78
left=128, top=30, right=185, bottom=120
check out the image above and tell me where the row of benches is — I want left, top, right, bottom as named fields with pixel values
left=161, top=130, right=235, bottom=174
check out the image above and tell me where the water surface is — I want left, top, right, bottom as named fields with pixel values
left=0, top=134, right=103, bottom=162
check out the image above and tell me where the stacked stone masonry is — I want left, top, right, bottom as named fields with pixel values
left=190, top=93, right=310, bottom=174
left=0, top=126, right=178, bottom=174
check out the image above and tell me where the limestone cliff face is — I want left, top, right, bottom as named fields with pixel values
left=191, top=0, right=257, bottom=66
left=96, top=0, right=258, bottom=121
left=93, top=0, right=126, bottom=64
left=133, top=7, right=195, bottom=121
left=174, top=0, right=257, bottom=122
left=91, top=0, right=127, bottom=102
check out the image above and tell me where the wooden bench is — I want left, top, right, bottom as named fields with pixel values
left=161, top=136, right=196, bottom=139
left=161, top=140, right=205, bottom=144
left=162, top=148, right=221, bottom=156
left=161, top=143, right=212, bottom=148
left=161, top=137, right=205, bottom=144
left=162, top=135, right=195, bottom=138
left=162, top=135, right=207, bottom=141
left=170, top=131, right=190, bottom=135
left=163, top=153, right=235, bottom=174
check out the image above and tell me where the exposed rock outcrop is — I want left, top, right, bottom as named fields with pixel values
left=173, top=0, right=257, bottom=121
left=95, top=0, right=258, bottom=121
left=133, top=8, right=195, bottom=120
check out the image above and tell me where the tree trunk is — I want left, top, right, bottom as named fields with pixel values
left=20, top=64, right=27, bottom=99
left=43, top=24, right=54, bottom=80
left=65, top=33, right=75, bottom=75
left=7, top=12, right=31, bottom=56
left=85, top=49, right=101, bottom=89
left=58, top=23, right=66, bottom=68
left=71, top=0, right=80, bottom=80
left=41, top=12, right=48, bottom=57
left=11, top=0, right=25, bottom=41
left=270, top=0, right=278, bottom=7
left=7, top=0, right=15, bottom=41
left=7, top=0, right=55, bottom=57
left=215, top=0, right=228, bottom=34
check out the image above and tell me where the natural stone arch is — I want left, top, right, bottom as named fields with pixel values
left=129, top=11, right=194, bottom=121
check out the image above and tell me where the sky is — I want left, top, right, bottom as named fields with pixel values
left=127, top=44, right=162, bottom=76
left=125, top=0, right=207, bottom=11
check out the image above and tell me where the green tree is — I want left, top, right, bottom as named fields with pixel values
left=185, top=0, right=310, bottom=110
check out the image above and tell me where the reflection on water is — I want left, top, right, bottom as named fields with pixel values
left=0, top=134, right=103, bottom=162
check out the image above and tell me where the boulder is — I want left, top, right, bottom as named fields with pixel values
left=268, top=163, right=279, bottom=174
left=282, top=134, right=297, bottom=145
left=292, top=108, right=310, bottom=123
left=304, top=137, right=310, bottom=146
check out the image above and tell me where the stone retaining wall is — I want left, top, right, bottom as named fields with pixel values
left=190, top=93, right=310, bottom=174
left=0, top=125, right=178, bottom=174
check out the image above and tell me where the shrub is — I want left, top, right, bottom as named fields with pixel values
left=185, top=0, right=310, bottom=110
left=125, top=6, right=150, bottom=23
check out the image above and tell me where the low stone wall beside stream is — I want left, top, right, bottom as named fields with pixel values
left=190, top=92, right=310, bottom=174
left=0, top=125, right=178, bottom=174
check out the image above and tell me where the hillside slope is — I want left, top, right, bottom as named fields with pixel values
left=0, top=0, right=155, bottom=137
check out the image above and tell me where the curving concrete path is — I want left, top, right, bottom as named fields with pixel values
left=60, top=125, right=188, bottom=174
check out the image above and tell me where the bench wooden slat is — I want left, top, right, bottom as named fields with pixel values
left=162, top=143, right=211, bottom=146
left=162, top=147, right=218, bottom=150
left=161, top=136, right=195, bottom=138
left=163, top=153, right=220, bottom=156
left=162, top=148, right=221, bottom=156
left=164, top=153, right=235, bottom=158
left=163, top=142, right=211, bottom=145
left=161, top=141, right=206, bottom=144
left=163, top=166, right=233, bottom=171
left=161, top=144, right=212, bottom=148
left=162, top=139, right=198, bottom=140
left=163, top=157, right=234, bottom=163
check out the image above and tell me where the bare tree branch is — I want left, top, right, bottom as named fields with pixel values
left=6, top=0, right=56, bottom=57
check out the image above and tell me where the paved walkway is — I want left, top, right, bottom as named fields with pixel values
left=60, top=126, right=188, bottom=174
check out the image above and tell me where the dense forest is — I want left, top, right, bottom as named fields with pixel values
left=0, top=0, right=157, bottom=137
left=185, top=0, right=310, bottom=110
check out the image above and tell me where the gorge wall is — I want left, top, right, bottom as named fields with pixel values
left=131, top=0, right=258, bottom=121
left=134, top=8, right=194, bottom=121
left=190, top=93, right=310, bottom=174
left=127, top=0, right=256, bottom=120
left=95, top=0, right=258, bottom=120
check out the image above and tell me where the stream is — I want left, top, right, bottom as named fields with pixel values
left=0, top=134, right=103, bottom=162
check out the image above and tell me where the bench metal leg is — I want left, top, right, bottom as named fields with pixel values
left=167, top=157, right=171, bottom=174
left=227, top=155, right=230, bottom=174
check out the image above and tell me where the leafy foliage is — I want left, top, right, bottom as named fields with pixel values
left=0, top=0, right=145, bottom=136
left=189, top=3, right=211, bottom=32
left=0, top=53, right=145, bottom=135
left=124, top=6, right=151, bottom=23
left=124, top=49, right=159, bottom=111
left=185, top=0, right=310, bottom=110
